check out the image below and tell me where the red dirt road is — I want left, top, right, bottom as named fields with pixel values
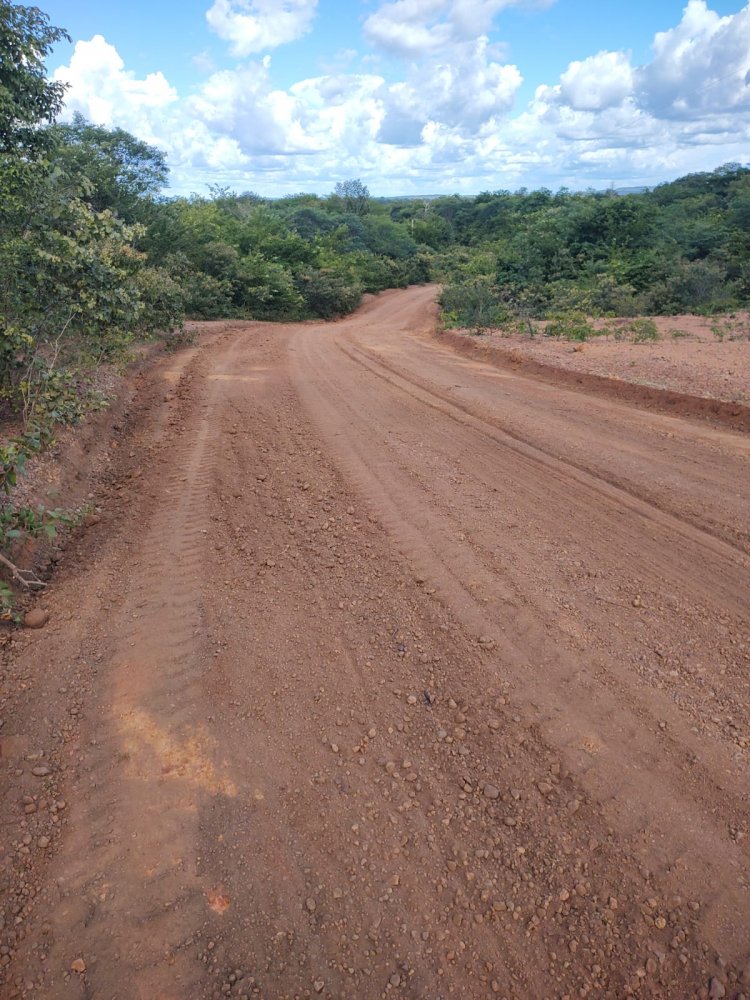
left=2, top=286, right=749, bottom=999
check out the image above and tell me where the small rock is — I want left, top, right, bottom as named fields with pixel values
left=537, top=781, right=553, bottom=795
left=483, top=783, right=500, bottom=799
left=24, top=609, right=49, bottom=630
left=390, top=973, right=401, bottom=987
left=37, top=836, right=50, bottom=849
left=709, top=978, right=726, bottom=999
left=32, top=765, right=51, bottom=777
left=313, top=980, right=324, bottom=993
left=70, top=958, right=86, bottom=974
left=305, top=897, right=316, bottom=913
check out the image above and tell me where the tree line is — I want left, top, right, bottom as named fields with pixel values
left=431, top=168, right=750, bottom=330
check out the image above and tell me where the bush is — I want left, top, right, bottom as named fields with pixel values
left=135, top=267, right=187, bottom=335
left=296, top=268, right=362, bottom=319
left=439, top=278, right=509, bottom=331
left=627, top=317, right=659, bottom=342
left=183, top=271, right=235, bottom=319
left=545, top=311, right=598, bottom=341
left=590, top=274, right=640, bottom=316
left=234, top=254, right=303, bottom=320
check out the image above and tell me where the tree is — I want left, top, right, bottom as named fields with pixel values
left=0, top=1, right=69, bottom=155
left=333, top=178, right=370, bottom=216
left=49, top=113, right=168, bottom=221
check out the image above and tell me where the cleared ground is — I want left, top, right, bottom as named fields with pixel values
left=2, top=286, right=749, bottom=999
left=498, top=318, right=750, bottom=405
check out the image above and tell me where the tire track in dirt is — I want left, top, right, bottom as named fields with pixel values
left=289, top=313, right=750, bottom=964
left=4, top=291, right=749, bottom=1000
left=342, top=338, right=750, bottom=568
left=16, top=338, right=245, bottom=998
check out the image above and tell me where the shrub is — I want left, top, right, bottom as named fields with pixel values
left=628, top=318, right=659, bottom=342
left=296, top=268, right=362, bottom=319
left=135, top=267, right=187, bottom=335
left=545, top=311, right=597, bottom=341
left=439, top=278, right=509, bottom=331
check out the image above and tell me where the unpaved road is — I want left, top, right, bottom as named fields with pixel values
left=2, top=286, right=749, bottom=999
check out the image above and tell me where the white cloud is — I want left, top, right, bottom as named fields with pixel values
left=559, top=51, right=634, bottom=111
left=53, top=35, right=177, bottom=139
left=188, top=59, right=315, bottom=155
left=206, top=0, right=318, bottom=57
left=378, top=37, right=522, bottom=144
left=52, top=2, right=750, bottom=198
left=364, top=0, right=453, bottom=58
left=637, top=0, right=750, bottom=119
left=363, top=0, right=551, bottom=58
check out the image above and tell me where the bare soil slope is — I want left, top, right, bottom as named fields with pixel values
left=442, top=314, right=750, bottom=430
left=1, top=287, right=748, bottom=1000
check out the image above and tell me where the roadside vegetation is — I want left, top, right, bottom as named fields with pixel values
left=1, top=0, right=749, bottom=613
left=434, top=170, right=750, bottom=334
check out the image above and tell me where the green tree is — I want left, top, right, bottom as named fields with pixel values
left=49, top=113, right=168, bottom=221
left=0, top=1, right=68, bottom=155
left=333, top=178, right=370, bottom=216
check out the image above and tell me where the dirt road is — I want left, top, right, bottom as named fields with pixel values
left=2, top=286, right=749, bottom=999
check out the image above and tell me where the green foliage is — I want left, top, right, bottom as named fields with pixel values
left=134, top=267, right=187, bottom=336
left=48, top=113, right=168, bottom=222
left=627, top=318, right=659, bottom=343
left=0, top=6, right=181, bottom=611
left=332, top=179, right=370, bottom=216
left=0, top=501, right=68, bottom=543
left=295, top=267, right=362, bottom=319
left=234, top=254, right=303, bottom=319
left=0, top=1, right=69, bottom=155
left=440, top=278, right=509, bottom=332
left=545, top=312, right=598, bottom=342
left=431, top=164, right=750, bottom=331
left=140, top=182, right=433, bottom=322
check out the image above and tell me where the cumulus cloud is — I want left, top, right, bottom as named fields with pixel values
left=378, top=37, right=522, bottom=144
left=52, top=2, right=750, bottom=197
left=559, top=51, right=634, bottom=111
left=188, top=58, right=315, bottom=155
left=53, top=35, right=177, bottom=138
left=363, top=0, right=551, bottom=58
left=206, top=0, right=318, bottom=57
left=637, top=0, right=750, bottom=118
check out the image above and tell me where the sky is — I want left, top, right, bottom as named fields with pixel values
left=42, top=0, right=750, bottom=197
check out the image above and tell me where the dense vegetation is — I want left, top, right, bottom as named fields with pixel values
left=1, top=0, right=749, bottom=611
left=432, top=168, right=750, bottom=330
left=140, top=178, right=432, bottom=322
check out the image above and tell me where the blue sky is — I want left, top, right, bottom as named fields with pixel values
left=45, top=1, right=750, bottom=196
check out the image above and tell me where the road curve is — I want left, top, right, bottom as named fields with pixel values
left=4, top=286, right=749, bottom=1000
